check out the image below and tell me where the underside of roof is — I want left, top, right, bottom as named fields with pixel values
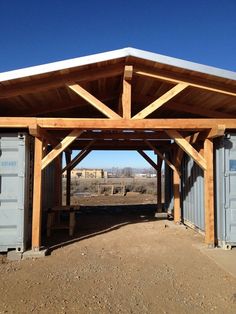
left=0, top=47, right=236, bottom=152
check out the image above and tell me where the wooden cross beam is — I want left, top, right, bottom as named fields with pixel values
left=132, top=83, right=189, bottom=119
left=67, top=83, right=122, bottom=119
left=137, top=150, right=158, bottom=171
left=62, top=140, right=95, bottom=172
left=166, top=129, right=207, bottom=170
left=144, top=140, right=179, bottom=174
left=122, top=65, right=133, bottom=119
left=41, top=129, right=83, bottom=170
left=1, top=118, right=236, bottom=130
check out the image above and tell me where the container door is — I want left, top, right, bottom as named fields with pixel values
left=0, top=135, right=26, bottom=251
left=224, top=138, right=236, bottom=244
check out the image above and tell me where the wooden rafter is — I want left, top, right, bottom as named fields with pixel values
left=41, top=129, right=83, bottom=170
left=137, top=150, right=158, bottom=171
left=132, top=83, right=188, bottom=119
left=68, top=83, right=122, bottom=119
left=135, top=68, right=236, bottom=97
left=166, top=129, right=207, bottom=170
left=122, top=65, right=133, bottom=119
left=144, top=140, right=179, bottom=174
left=166, top=102, right=236, bottom=118
left=0, top=64, right=123, bottom=99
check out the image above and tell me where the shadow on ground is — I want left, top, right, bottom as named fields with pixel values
left=43, top=204, right=168, bottom=253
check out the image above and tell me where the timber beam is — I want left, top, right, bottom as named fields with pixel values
left=166, top=129, right=207, bottom=170
left=62, top=140, right=95, bottom=172
left=134, top=67, right=236, bottom=97
left=29, top=124, right=59, bottom=147
left=132, top=83, right=188, bottom=119
left=145, top=140, right=179, bottom=174
left=0, top=64, right=124, bottom=99
left=32, top=136, right=43, bottom=250
left=122, top=65, right=133, bottom=119
left=137, top=150, right=158, bottom=171
left=41, top=129, right=83, bottom=170
left=1, top=118, right=236, bottom=130
left=67, top=83, right=122, bottom=119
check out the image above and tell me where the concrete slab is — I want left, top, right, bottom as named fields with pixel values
left=154, top=212, right=168, bottom=219
left=22, top=248, right=49, bottom=260
left=199, top=245, right=236, bottom=278
left=7, top=250, right=23, bottom=261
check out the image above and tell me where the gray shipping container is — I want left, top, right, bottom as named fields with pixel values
left=0, top=133, right=33, bottom=252
left=216, top=134, right=236, bottom=248
left=180, top=135, right=236, bottom=248
left=181, top=154, right=205, bottom=232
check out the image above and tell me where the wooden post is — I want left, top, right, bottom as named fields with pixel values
left=54, top=155, right=62, bottom=206
left=173, top=169, right=181, bottom=223
left=65, top=151, right=71, bottom=206
left=204, top=138, right=215, bottom=246
left=32, top=137, right=43, bottom=250
left=157, top=158, right=162, bottom=212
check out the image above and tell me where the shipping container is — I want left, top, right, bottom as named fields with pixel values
left=181, top=154, right=205, bottom=232
left=215, top=134, right=236, bottom=249
left=0, top=133, right=33, bottom=252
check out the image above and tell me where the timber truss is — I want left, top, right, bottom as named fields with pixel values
left=1, top=48, right=236, bottom=251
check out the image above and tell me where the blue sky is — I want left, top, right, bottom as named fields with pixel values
left=1, top=0, right=236, bottom=168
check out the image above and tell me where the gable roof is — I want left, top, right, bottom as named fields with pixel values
left=1, top=47, right=236, bottom=83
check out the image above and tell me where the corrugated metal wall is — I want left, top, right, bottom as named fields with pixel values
left=181, top=154, right=205, bottom=232
left=164, top=153, right=174, bottom=212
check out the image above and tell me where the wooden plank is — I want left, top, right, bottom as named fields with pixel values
left=137, top=150, right=158, bottom=171
left=135, top=69, right=236, bottom=97
left=32, top=137, right=43, bottom=250
left=122, top=65, right=133, bottom=119
left=173, top=169, right=181, bottom=223
left=204, top=138, right=215, bottom=246
left=132, top=83, right=188, bottom=119
left=166, top=129, right=207, bottom=170
left=69, top=149, right=91, bottom=170
left=68, top=83, right=122, bottom=119
left=41, top=129, right=83, bottom=170
left=1, top=117, right=236, bottom=130
left=144, top=140, right=179, bottom=174
left=62, top=140, right=95, bottom=172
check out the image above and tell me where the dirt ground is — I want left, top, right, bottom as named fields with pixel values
left=1, top=195, right=236, bottom=314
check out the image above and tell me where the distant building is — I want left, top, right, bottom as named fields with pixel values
left=63, top=168, right=107, bottom=179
